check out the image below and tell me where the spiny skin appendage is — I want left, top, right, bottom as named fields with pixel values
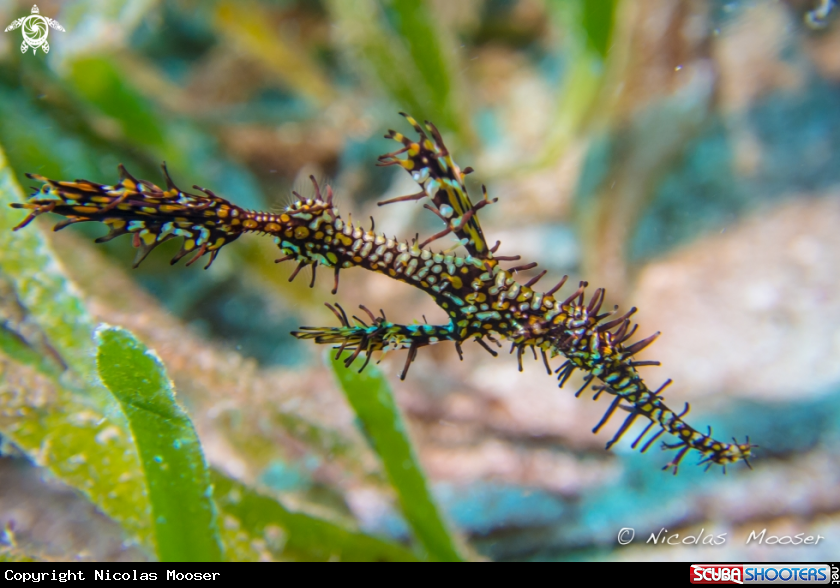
left=10, top=116, right=753, bottom=473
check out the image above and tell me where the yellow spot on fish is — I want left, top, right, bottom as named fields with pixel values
left=444, top=274, right=463, bottom=289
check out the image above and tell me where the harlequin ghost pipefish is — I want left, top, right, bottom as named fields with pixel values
left=10, top=113, right=754, bottom=474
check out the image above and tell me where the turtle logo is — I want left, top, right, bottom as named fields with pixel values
left=4, top=5, right=65, bottom=55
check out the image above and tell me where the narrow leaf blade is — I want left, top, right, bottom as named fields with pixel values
left=212, top=470, right=418, bottom=562
left=0, top=142, right=153, bottom=550
left=328, top=351, right=464, bottom=562
left=96, top=326, right=223, bottom=562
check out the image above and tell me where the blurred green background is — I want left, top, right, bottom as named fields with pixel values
left=1, top=0, right=840, bottom=561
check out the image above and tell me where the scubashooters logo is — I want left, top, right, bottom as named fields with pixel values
left=4, top=5, right=64, bottom=55
left=691, top=564, right=832, bottom=585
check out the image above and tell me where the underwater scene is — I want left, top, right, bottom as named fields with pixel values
left=0, top=0, right=838, bottom=562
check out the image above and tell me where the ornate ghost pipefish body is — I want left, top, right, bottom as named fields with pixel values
left=11, top=113, right=754, bottom=473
